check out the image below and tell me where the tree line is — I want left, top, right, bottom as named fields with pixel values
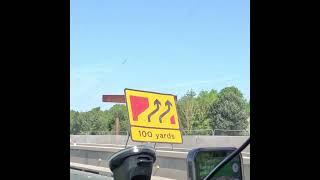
left=70, top=86, right=250, bottom=135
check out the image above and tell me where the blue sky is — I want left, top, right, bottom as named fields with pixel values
left=71, top=0, right=250, bottom=111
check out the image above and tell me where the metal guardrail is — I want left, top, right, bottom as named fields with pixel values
left=73, top=131, right=129, bottom=135
left=72, top=129, right=250, bottom=136
left=182, top=129, right=214, bottom=135
left=213, top=129, right=250, bottom=136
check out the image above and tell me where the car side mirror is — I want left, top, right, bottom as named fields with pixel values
left=187, top=147, right=244, bottom=180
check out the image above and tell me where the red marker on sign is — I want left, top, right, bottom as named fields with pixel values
left=170, top=115, right=176, bottom=124
left=130, top=96, right=149, bottom=121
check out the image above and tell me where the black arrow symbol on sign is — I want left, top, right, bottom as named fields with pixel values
left=147, top=99, right=161, bottom=122
left=159, top=100, right=172, bottom=123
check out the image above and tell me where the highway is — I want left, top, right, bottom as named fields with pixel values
left=71, top=169, right=112, bottom=180
left=70, top=143, right=250, bottom=180
left=70, top=135, right=250, bottom=179
left=71, top=143, right=250, bottom=162
left=70, top=169, right=175, bottom=180
left=70, top=163, right=174, bottom=180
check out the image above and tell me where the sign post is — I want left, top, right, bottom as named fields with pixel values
left=124, top=88, right=183, bottom=144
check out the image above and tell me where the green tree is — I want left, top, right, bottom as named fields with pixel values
left=193, top=90, right=218, bottom=132
left=77, top=111, right=91, bottom=134
left=107, top=104, right=129, bottom=133
left=208, top=87, right=249, bottom=131
left=245, top=101, right=250, bottom=134
left=245, top=100, right=250, bottom=114
left=70, top=110, right=76, bottom=133
left=86, top=107, right=107, bottom=134
left=71, top=111, right=81, bottom=134
left=177, top=89, right=197, bottom=132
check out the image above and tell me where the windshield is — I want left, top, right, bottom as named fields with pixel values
left=70, top=0, right=250, bottom=180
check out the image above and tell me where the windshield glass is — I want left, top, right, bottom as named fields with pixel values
left=70, top=0, right=250, bottom=180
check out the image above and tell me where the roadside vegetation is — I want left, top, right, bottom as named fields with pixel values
left=70, top=86, right=250, bottom=135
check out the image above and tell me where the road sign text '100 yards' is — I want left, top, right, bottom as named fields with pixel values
left=124, top=89, right=183, bottom=144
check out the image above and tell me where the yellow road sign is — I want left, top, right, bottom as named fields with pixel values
left=124, top=89, right=183, bottom=143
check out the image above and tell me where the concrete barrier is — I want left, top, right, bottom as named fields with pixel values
left=70, top=135, right=250, bottom=152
